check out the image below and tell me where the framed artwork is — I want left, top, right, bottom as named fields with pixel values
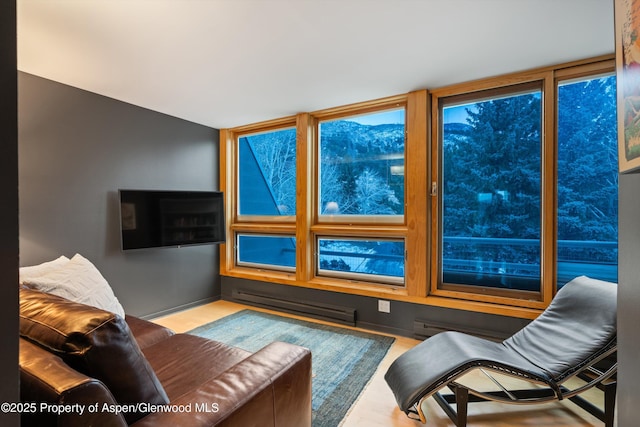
left=616, top=0, right=640, bottom=173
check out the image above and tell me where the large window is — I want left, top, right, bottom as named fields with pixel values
left=432, top=61, right=618, bottom=305
left=312, top=105, right=410, bottom=286
left=440, top=85, right=543, bottom=294
left=556, top=74, right=618, bottom=287
left=238, top=127, right=296, bottom=217
left=222, top=57, right=616, bottom=317
left=232, top=123, right=298, bottom=273
left=318, top=109, right=405, bottom=221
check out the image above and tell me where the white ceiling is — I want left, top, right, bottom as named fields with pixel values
left=17, top=0, right=615, bottom=129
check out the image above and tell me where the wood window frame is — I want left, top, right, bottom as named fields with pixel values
left=221, top=91, right=428, bottom=298
left=220, top=117, right=298, bottom=279
left=429, top=55, right=615, bottom=311
left=220, top=55, right=614, bottom=320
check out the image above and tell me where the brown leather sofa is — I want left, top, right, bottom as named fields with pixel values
left=18, top=287, right=312, bottom=426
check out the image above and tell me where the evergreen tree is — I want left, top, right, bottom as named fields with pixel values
left=557, top=77, right=618, bottom=243
left=557, top=76, right=618, bottom=266
left=444, top=93, right=542, bottom=240
left=442, top=92, right=542, bottom=282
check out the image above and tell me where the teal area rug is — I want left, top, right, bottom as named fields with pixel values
left=188, top=309, right=395, bottom=427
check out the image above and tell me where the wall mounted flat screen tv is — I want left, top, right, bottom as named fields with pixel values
left=119, top=189, right=225, bottom=250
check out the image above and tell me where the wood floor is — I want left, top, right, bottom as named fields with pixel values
left=152, top=300, right=610, bottom=427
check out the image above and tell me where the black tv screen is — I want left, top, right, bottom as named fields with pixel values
left=119, top=190, right=225, bottom=250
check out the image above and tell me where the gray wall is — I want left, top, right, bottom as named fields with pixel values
left=618, top=172, right=640, bottom=427
left=222, top=277, right=531, bottom=339
left=18, top=72, right=221, bottom=317
left=1, top=1, right=20, bottom=425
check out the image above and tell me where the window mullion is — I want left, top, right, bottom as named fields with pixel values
left=541, top=72, right=557, bottom=306
left=296, top=113, right=314, bottom=282
left=219, top=128, right=234, bottom=275
left=405, top=90, right=429, bottom=296
left=429, top=94, right=442, bottom=297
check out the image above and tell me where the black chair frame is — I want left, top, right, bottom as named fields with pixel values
left=385, top=276, right=618, bottom=427
left=407, top=349, right=617, bottom=427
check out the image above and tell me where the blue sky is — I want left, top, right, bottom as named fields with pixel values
left=343, top=103, right=475, bottom=125
left=348, top=109, right=405, bottom=125
left=443, top=103, right=478, bottom=124
left=341, top=103, right=474, bottom=126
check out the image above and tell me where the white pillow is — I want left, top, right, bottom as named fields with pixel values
left=19, top=256, right=70, bottom=285
left=23, top=253, right=125, bottom=318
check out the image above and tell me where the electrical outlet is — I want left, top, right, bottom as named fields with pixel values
left=378, top=299, right=391, bottom=313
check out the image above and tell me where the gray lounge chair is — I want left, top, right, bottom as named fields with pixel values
left=384, top=275, right=617, bottom=426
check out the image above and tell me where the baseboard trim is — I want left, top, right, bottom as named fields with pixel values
left=413, top=318, right=506, bottom=341
left=231, top=289, right=356, bottom=326
left=143, top=296, right=220, bottom=320
left=356, top=321, right=413, bottom=338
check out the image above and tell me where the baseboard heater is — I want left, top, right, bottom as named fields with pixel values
left=232, top=289, right=356, bottom=326
left=413, top=319, right=506, bottom=342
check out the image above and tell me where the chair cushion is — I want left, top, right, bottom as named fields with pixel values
left=385, top=275, right=617, bottom=413
left=19, top=288, right=169, bottom=424
left=503, top=275, right=617, bottom=379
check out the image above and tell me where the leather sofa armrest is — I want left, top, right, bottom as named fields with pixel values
left=131, top=341, right=312, bottom=427
left=20, top=339, right=127, bottom=427
left=125, top=315, right=175, bottom=349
